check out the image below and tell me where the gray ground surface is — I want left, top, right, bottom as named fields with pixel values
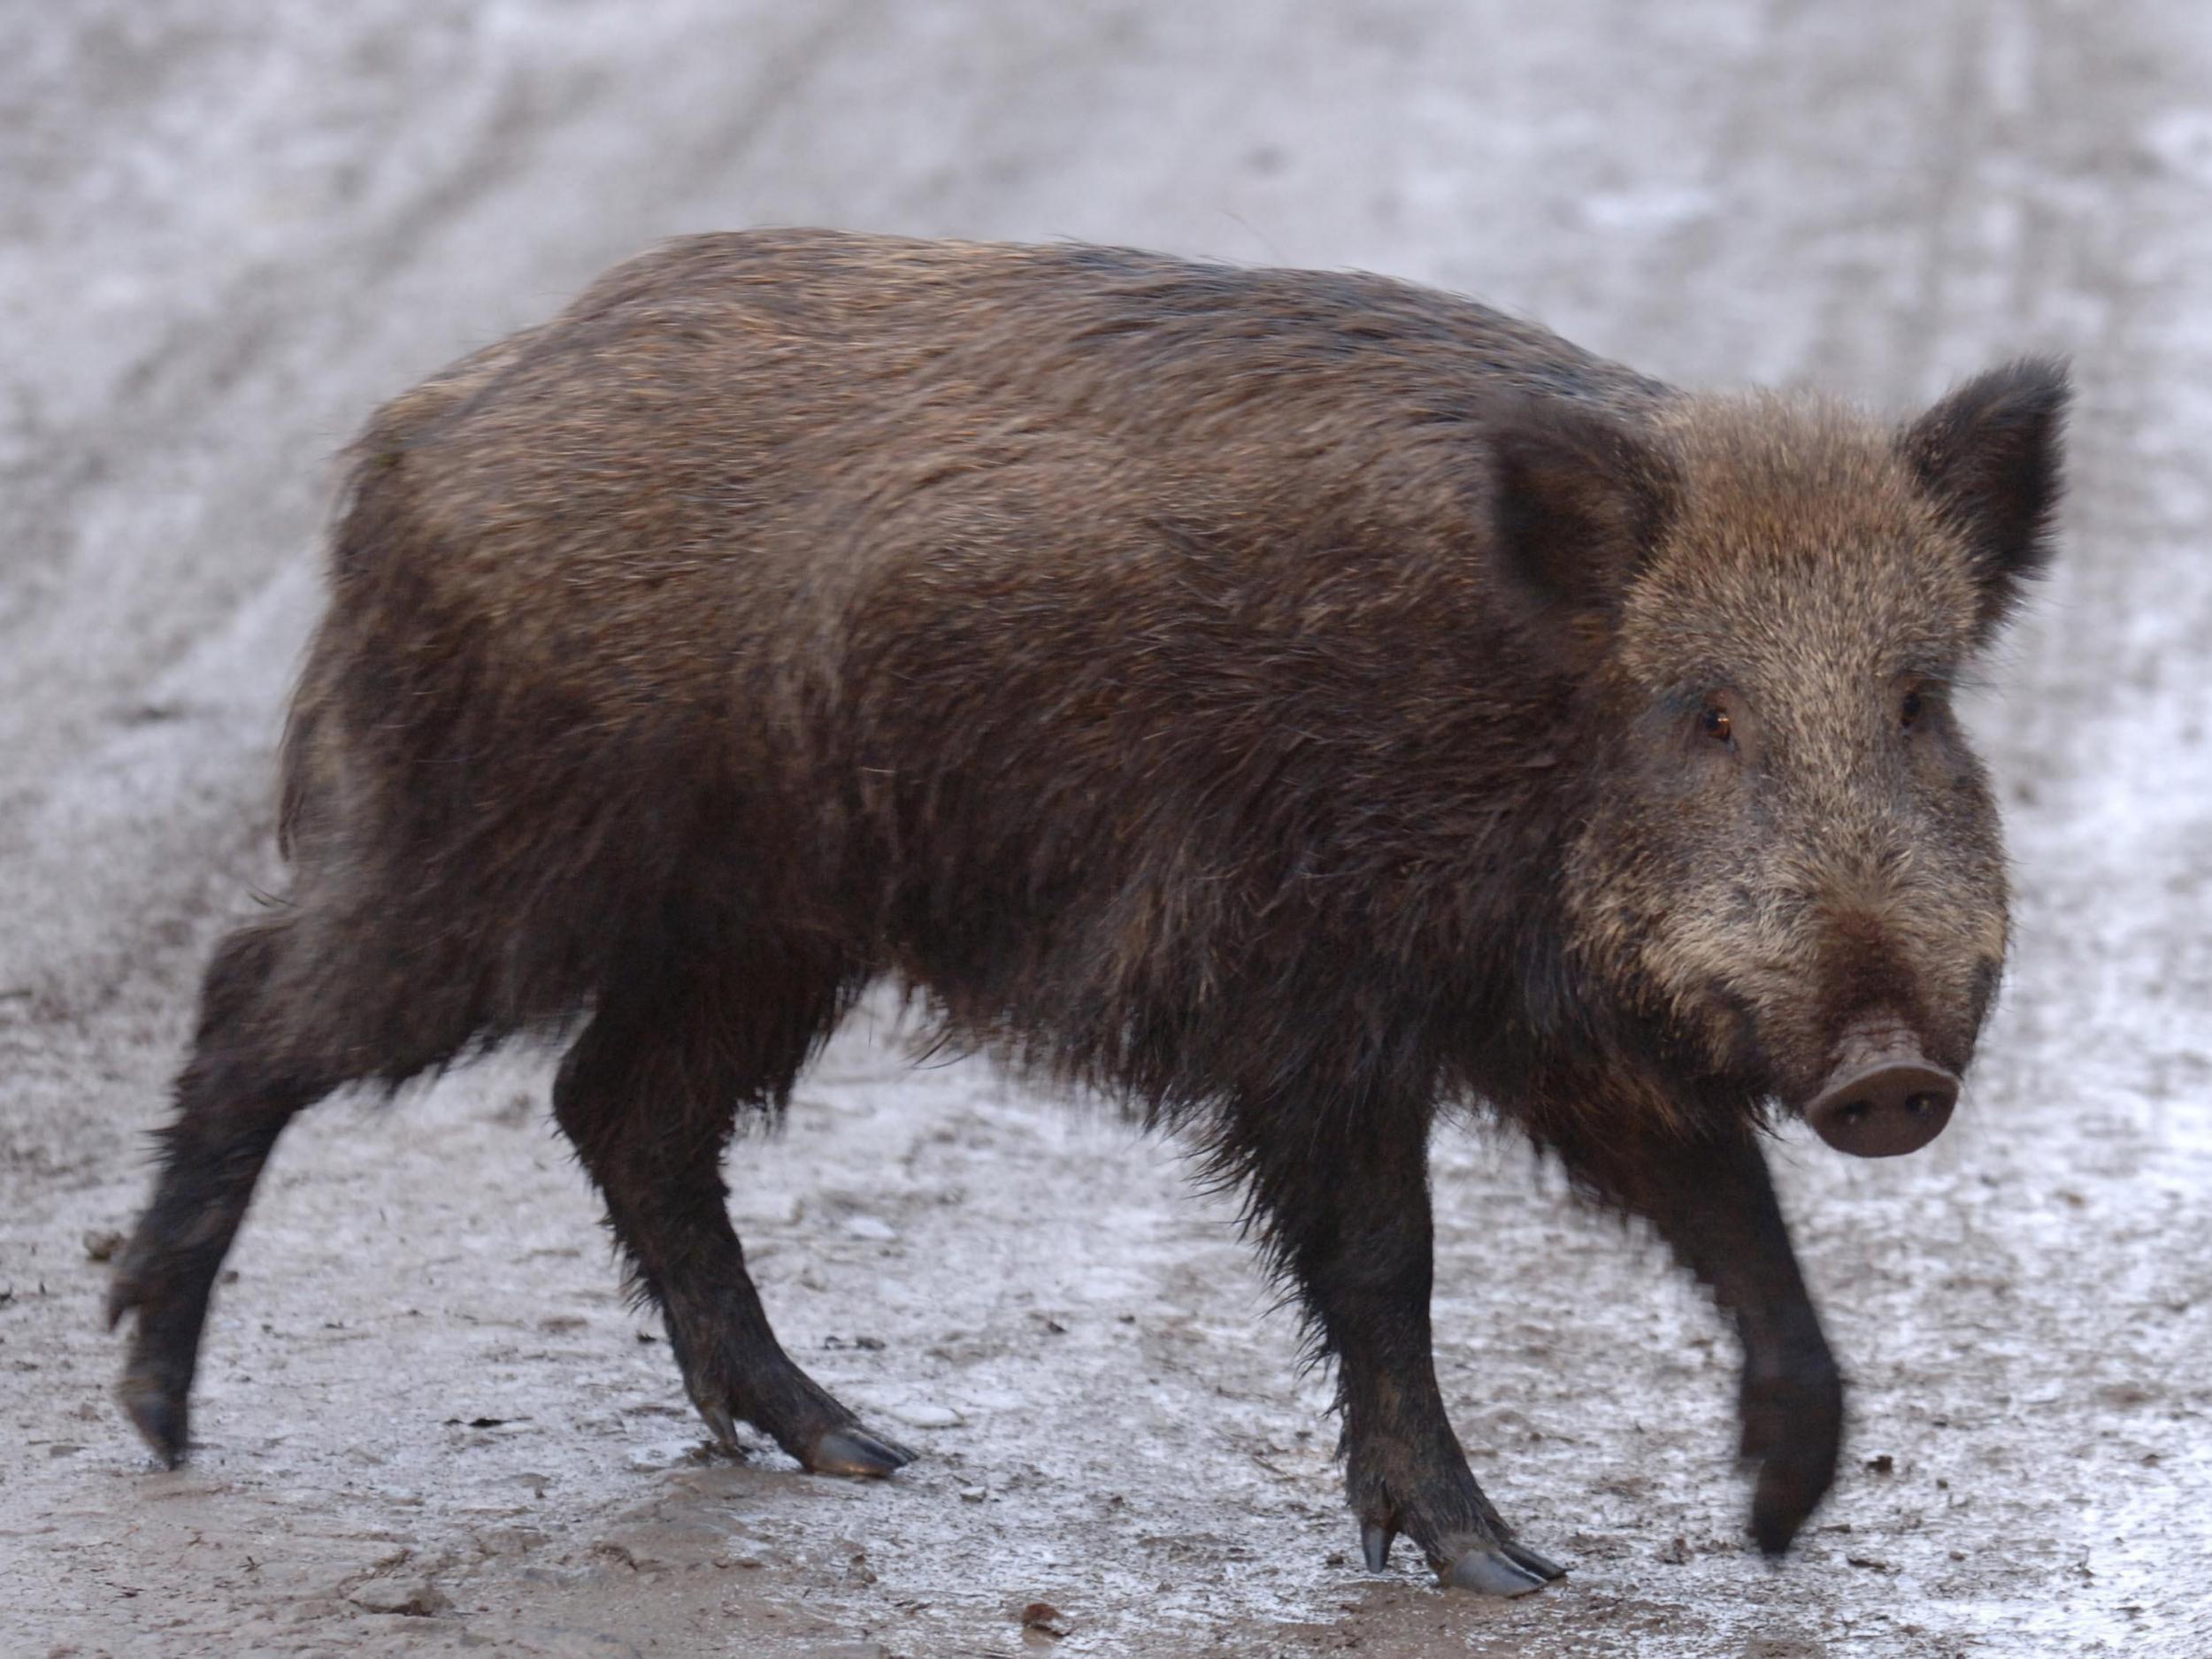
left=4, top=2, right=2209, bottom=1655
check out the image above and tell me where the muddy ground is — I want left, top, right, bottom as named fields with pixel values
left=4, top=2, right=2210, bottom=1655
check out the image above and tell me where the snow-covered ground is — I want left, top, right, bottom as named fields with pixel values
left=4, top=3, right=2208, bottom=1655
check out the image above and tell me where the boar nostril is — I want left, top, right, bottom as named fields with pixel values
left=1805, top=1041, right=1961, bottom=1159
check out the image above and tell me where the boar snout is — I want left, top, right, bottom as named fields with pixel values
left=1804, top=1018, right=1960, bottom=1158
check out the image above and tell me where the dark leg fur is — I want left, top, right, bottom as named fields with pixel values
left=108, top=923, right=338, bottom=1463
left=1545, top=1115, right=1842, bottom=1557
left=1229, top=1094, right=1561, bottom=1596
left=549, top=941, right=910, bottom=1476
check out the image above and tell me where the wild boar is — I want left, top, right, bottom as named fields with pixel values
left=108, top=231, right=2064, bottom=1595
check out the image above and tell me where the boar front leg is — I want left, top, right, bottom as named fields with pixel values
left=1544, top=1112, right=1844, bottom=1556
left=1229, top=1093, right=1565, bottom=1596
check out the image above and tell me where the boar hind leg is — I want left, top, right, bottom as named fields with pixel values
left=1548, top=1116, right=1842, bottom=1557
left=550, top=942, right=910, bottom=1478
left=109, top=919, right=349, bottom=1465
left=1232, top=1095, right=1563, bottom=1597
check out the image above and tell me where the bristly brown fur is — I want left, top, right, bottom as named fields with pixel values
left=111, top=231, right=2064, bottom=1581
left=268, top=233, right=1686, bottom=1131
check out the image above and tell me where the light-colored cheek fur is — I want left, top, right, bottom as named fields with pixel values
left=1568, top=814, right=2008, bottom=1101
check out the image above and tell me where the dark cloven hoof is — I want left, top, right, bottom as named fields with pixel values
left=698, top=1402, right=742, bottom=1448
left=1501, top=1540, right=1567, bottom=1581
left=1441, top=1548, right=1555, bottom=1597
left=1361, top=1519, right=1398, bottom=1571
left=118, top=1379, right=189, bottom=1469
left=809, top=1425, right=918, bottom=1478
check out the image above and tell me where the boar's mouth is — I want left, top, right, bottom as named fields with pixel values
left=1802, top=1015, right=1960, bottom=1158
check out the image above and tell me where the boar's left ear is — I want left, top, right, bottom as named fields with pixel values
left=1900, top=357, right=2070, bottom=638
left=1486, top=396, right=1677, bottom=670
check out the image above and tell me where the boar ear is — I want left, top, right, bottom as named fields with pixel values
left=1900, top=358, right=2069, bottom=637
left=1486, top=397, right=1676, bottom=667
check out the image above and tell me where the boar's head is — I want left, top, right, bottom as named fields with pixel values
left=1490, top=361, right=2067, bottom=1155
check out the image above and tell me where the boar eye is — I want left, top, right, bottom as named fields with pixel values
left=1700, top=705, right=1732, bottom=742
left=1900, top=688, right=1925, bottom=728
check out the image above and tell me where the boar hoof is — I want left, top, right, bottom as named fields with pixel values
left=698, top=1401, right=742, bottom=1450
left=1360, top=1520, right=1398, bottom=1571
left=1500, top=1540, right=1567, bottom=1580
left=1440, top=1547, right=1553, bottom=1597
left=1739, top=1357, right=1843, bottom=1557
left=808, top=1425, right=918, bottom=1479
left=1748, top=1451, right=1832, bottom=1559
left=117, top=1373, right=189, bottom=1469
